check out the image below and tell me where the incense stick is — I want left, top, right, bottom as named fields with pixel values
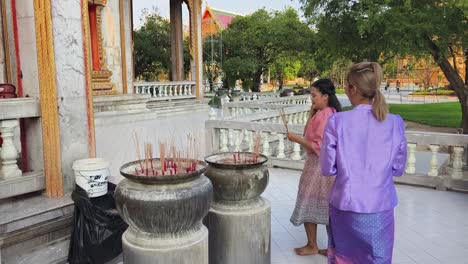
left=279, top=109, right=289, bottom=133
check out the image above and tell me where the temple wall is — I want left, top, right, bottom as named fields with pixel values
left=15, top=1, right=39, bottom=97
left=51, top=0, right=90, bottom=192
left=101, top=0, right=123, bottom=94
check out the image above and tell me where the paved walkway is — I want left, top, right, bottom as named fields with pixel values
left=267, top=168, right=468, bottom=264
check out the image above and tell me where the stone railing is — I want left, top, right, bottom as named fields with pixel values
left=206, top=96, right=468, bottom=191
left=240, top=92, right=280, bottom=101
left=0, top=98, right=45, bottom=199
left=134, top=81, right=196, bottom=99
left=224, top=95, right=311, bottom=117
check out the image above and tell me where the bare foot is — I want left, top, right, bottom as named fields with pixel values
left=318, top=249, right=328, bottom=256
left=294, top=245, right=319, bottom=255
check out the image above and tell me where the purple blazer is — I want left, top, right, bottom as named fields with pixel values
left=320, top=104, right=407, bottom=213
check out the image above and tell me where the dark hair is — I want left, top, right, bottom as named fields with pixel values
left=311, top=78, right=342, bottom=112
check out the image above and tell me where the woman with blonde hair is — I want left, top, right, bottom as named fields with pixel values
left=321, top=62, right=407, bottom=263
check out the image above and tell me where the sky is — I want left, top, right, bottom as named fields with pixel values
left=132, top=0, right=303, bottom=28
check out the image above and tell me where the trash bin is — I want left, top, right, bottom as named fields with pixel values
left=68, top=182, right=128, bottom=264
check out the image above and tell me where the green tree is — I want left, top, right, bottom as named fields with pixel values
left=300, top=0, right=468, bottom=131
left=133, top=8, right=171, bottom=81
left=271, top=53, right=302, bottom=89
left=134, top=8, right=191, bottom=81
left=222, top=8, right=313, bottom=92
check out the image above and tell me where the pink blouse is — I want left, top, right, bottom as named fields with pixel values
left=304, top=107, right=335, bottom=156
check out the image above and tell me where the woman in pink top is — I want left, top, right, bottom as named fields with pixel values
left=287, top=79, right=342, bottom=256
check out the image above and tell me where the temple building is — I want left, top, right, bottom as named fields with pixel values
left=0, top=0, right=204, bottom=262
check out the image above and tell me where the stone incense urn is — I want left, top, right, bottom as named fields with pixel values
left=116, top=158, right=213, bottom=264
left=204, top=152, right=269, bottom=202
left=204, top=152, right=271, bottom=264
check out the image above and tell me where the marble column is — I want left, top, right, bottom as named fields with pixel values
left=170, top=0, right=184, bottom=81
left=51, top=0, right=94, bottom=192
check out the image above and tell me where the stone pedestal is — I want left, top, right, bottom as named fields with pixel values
left=204, top=152, right=271, bottom=264
left=122, top=226, right=208, bottom=264
left=116, top=159, right=212, bottom=264
left=206, top=198, right=271, bottom=264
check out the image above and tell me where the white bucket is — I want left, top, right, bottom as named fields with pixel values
left=72, top=158, right=110, bottom=198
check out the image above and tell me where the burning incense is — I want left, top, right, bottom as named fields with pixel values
left=131, top=133, right=203, bottom=177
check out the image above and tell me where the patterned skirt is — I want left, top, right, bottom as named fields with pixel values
left=328, top=206, right=395, bottom=264
left=290, top=154, right=335, bottom=226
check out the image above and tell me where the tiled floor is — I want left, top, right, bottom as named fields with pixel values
left=266, top=168, right=468, bottom=264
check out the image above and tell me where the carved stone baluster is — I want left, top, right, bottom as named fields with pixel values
left=0, top=120, right=22, bottom=179
left=262, top=132, right=270, bottom=157
left=234, top=130, right=242, bottom=152
left=208, top=108, right=217, bottom=120
left=248, top=131, right=254, bottom=152
left=303, top=112, right=309, bottom=124
left=228, top=129, right=234, bottom=150
left=276, top=133, right=286, bottom=159
left=242, top=129, right=250, bottom=151
left=291, top=142, right=301, bottom=160
left=451, top=146, right=464, bottom=180
left=219, top=129, right=229, bottom=152
left=428, top=144, right=440, bottom=177
left=405, top=143, right=417, bottom=174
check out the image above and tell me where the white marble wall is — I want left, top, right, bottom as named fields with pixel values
left=15, top=1, right=44, bottom=173
left=3, top=0, right=17, bottom=86
left=51, top=0, right=91, bottom=192
left=15, top=1, right=39, bottom=98
left=101, top=0, right=123, bottom=94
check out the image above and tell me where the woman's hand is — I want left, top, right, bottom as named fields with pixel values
left=287, top=132, right=299, bottom=142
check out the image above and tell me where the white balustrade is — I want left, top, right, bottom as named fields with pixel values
left=262, top=132, right=270, bottom=157
left=208, top=108, right=217, bottom=120
left=291, top=142, right=302, bottom=160
left=234, top=129, right=242, bottom=152
left=276, top=133, right=286, bottom=159
left=405, top=143, right=417, bottom=174
left=133, top=82, right=196, bottom=99
left=248, top=131, right=254, bottom=152
left=452, top=146, right=464, bottom=180
left=0, top=119, right=21, bottom=179
left=228, top=129, right=234, bottom=149
left=428, top=144, right=440, bottom=177
left=219, top=129, right=229, bottom=152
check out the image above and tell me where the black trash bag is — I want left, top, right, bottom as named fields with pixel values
left=68, top=182, right=128, bottom=264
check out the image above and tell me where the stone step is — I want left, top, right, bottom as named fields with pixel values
left=0, top=193, right=74, bottom=264
left=4, top=238, right=69, bottom=264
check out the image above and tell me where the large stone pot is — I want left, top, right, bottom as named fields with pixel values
left=116, top=158, right=213, bottom=264
left=204, top=152, right=269, bottom=202
left=204, top=152, right=271, bottom=264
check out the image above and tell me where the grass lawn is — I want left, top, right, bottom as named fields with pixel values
left=343, top=102, right=461, bottom=128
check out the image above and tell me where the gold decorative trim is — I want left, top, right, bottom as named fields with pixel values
left=119, top=0, right=127, bottom=94
left=88, top=0, right=115, bottom=95
left=188, top=0, right=203, bottom=100
left=1, top=0, right=12, bottom=83
left=33, top=0, right=64, bottom=197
